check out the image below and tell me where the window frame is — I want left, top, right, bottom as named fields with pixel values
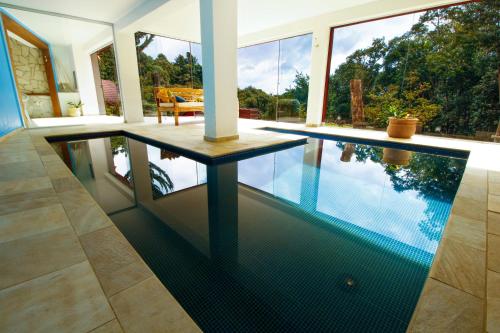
left=321, top=0, right=480, bottom=122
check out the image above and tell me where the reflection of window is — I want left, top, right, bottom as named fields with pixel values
left=238, top=145, right=304, bottom=204
left=109, top=136, right=133, bottom=188
left=238, top=34, right=312, bottom=123
left=146, top=145, right=207, bottom=199
left=135, top=33, right=203, bottom=115
left=325, top=2, right=500, bottom=141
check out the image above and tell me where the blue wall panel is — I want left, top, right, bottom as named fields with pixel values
left=0, top=12, right=24, bottom=137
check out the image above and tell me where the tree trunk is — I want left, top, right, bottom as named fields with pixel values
left=340, top=143, right=355, bottom=162
left=350, top=79, right=365, bottom=128
left=495, top=66, right=500, bottom=142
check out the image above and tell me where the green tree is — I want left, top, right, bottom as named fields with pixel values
left=327, top=1, right=500, bottom=137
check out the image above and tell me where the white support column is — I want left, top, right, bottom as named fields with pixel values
left=305, top=26, right=331, bottom=127
left=72, top=44, right=99, bottom=115
left=199, top=0, right=239, bottom=141
left=113, top=29, right=144, bottom=123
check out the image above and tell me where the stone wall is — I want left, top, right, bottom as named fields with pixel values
left=9, top=37, right=49, bottom=93
left=9, top=37, right=53, bottom=118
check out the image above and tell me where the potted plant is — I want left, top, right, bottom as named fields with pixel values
left=67, top=101, right=84, bottom=117
left=386, top=105, right=418, bottom=139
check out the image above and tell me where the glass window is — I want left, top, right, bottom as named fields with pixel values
left=238, top=41, right=280, bottom=121
left=0, top=7, right=120, bottom=127
left=325, top=2, right=500, bottom=141
left=238, top=34, right=312, bottom=123
left=135, top=33, right=203, bottom=118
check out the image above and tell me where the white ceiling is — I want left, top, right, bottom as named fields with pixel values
left=2, top=7, right=112, bottom=47
left=1, top=0, right=452, bottom=47
left=0, top=0, right=147, bottom=22
left=1, top=0, right=377, bottom=32
left=238, top=0, right=376, bottom=35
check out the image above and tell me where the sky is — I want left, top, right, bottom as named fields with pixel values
left=142, top=11, right=420, bottom=94
left=237, top=139, right=449, bottom=256
left=330, top=12, right=421, bottom=73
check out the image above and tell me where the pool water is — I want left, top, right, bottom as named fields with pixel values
left=51, top=134, right=467, bottom=332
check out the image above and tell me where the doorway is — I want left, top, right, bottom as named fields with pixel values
left=2, top=13, right=61, bottom=126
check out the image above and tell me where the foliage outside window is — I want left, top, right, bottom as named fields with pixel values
left=96, top=45, right=122, bottom=116
left=237, top=34, right=312, bottom=122
left=135, top=32, right=203, bottom=115
left=326, top=0, right=499, bottom=141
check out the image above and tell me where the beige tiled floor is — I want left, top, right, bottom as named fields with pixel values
left=109, top=276, right=201, bottom=333
left=0, top=119, right=499, bottom=332
left=0, top=127, right=205, bottom=333
left=0, top=261, right=115, bottom=333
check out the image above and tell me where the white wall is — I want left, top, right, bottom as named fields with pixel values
left=52, top=45, right=77, bottom=91
left=72, top=43, right=100, bottom=115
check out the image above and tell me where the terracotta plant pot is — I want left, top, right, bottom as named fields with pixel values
left=387, top=117, right=418, bottom=139
left=382, top=148, right=413, bottom=166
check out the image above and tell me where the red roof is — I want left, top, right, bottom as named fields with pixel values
left=102, top=80, right=120, bottom=104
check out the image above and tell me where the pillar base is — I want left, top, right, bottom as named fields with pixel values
left=306, top=123, right=321, bottom=128
left=204, top=134, right=239, bottom=142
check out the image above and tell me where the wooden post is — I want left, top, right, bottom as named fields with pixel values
left=340, top=143, right=355, bottom=162
left=493, top=120, right=500, bottom=143
left=350, top=79, right=366, bottom=128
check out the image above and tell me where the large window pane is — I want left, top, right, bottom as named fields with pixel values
left=238, top=34, right=312, bottom=123
left=136, top=33, right=203, bottom=118
left=0, top=7, right=120, bottom=127
left=325, top=2, right=500, bottom=141
left=238, top=41, right=280, bottom=120
left=277, top=34, right=312, bottom=123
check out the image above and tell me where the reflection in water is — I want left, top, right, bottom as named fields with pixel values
left=52, top=135, right=466, bottom=332
left=382, top=148, right=413, bottom=166
left=340, top=143, right=355, bottom=162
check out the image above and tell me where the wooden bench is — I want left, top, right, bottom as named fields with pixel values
left=154, top=87, right=204, bottom=126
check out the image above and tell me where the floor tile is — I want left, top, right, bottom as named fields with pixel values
left=489, top=211, right=500, bottom=236
left=490, top=182, right=500, bottom=196
left=41, top=153, right=64, bottom=163
left=35, top=145, right=57, bottom=156
left=0, top=261, right=115, bottom=333
left=0, top=150, right=40, bottom=165
left=456, top=182, right=487, bottom=203
left=488, top=234, right=500, bottom=273
left=66, top=201, right=113, bottom=235
left=0, top=188, right=59, bottom=216
left=408, top=278, right=483, bottom=332
left=51, top=176, right=83, bottom=193
left=444, top=214, right=486, bottom=250
left=490, top=171, right=500, bottom=184
left=110, top=276, right=201, bottom=333
left=90, top=320, right=124, bottom=333
left=0, top=159, right=46, bottom=181
left=489, top=194, right=500, bottom=213
left=487, top=270, right=500, bottom=332
left=80, top=226, right=152, bottom=297
left=430, top=238, right=485, bottom=298
left=451, top=195, right=487, bottom=221
left=0, top=226, right=86, bottom=289
left=58, top=188, right=96, bottom=210
left=0, top=204, right=69, bottom=243
left=0, top=142, right=35, bottom=153
left=0, top=176, right=52, bottom=196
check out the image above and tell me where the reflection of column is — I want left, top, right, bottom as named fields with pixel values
left=207, top=162, right=238, bottom=265
left=103, top=138, right=114, bottom=174
left=300, top=140, right=323, bottom=211
left=127, top=138, right=153, bottom=203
